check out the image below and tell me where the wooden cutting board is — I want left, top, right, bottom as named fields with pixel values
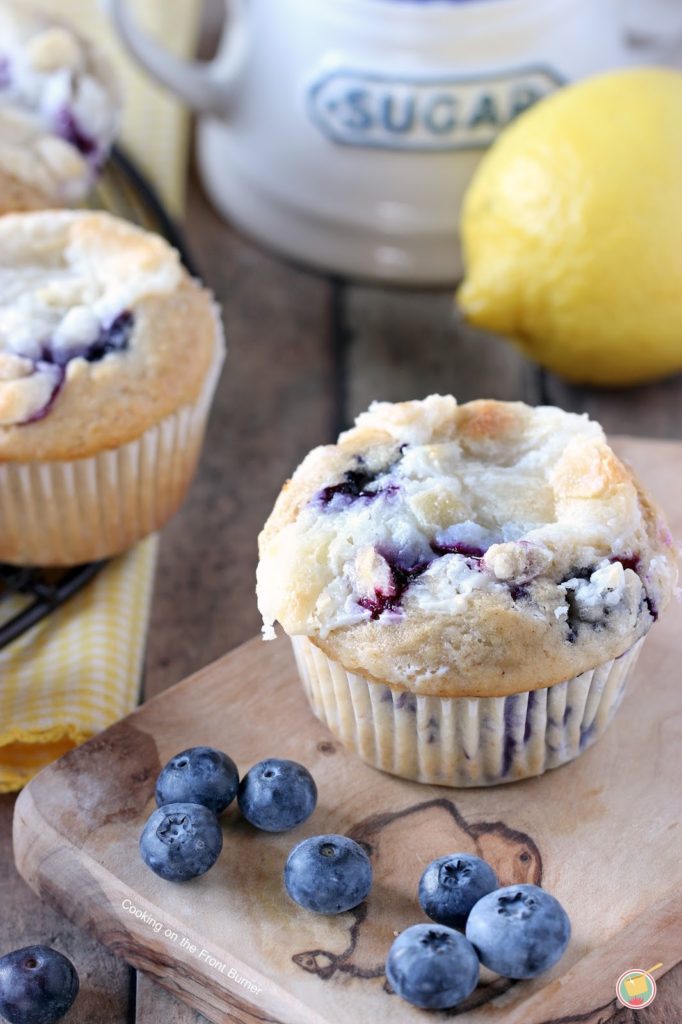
left=12, top=437, right=682, bottom=1024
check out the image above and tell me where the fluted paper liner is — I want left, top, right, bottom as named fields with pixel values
left=291, top=635, right=645, bottom=787
left=0, top=340, right=223, bottom=566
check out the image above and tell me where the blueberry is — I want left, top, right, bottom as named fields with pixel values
left=48, top=311, right=135, bottom=368
left=84, top=311, right=135, bottom=362
left=238, top=758, right=317, bottom=832
left=140, top=802, right=222, bottom=881
left=430, top=541, right=486, bottom=558
left=419, top=853, right=498, bottom=929
left=465, top=884, right=571, bottom=979
left=386, top=924, right=479, bottom=1010
left=0, top=946, right=79, bottom=1024
left=357, top=553, right=431, bottom=620
left=156, top=747, right=238, bottom=815
left=317, top=468, right=381, bottom=506
left=53, top=106, right=97, bottom=158
left=284, top=835, right=372, bottom=914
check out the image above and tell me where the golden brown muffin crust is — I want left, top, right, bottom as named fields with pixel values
left=0, top=211, right=222, bottom=460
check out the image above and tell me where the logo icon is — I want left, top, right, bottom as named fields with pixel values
left=616, top=963, right=662, bottom=1009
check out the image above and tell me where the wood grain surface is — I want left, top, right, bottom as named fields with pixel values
left=12, top=438, right=682, bottom=1024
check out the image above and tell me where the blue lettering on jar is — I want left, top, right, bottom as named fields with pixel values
left=423, top=94, right=457, bottom=134
left=307, top=65, right=564, bottom=152
left=341, top=88, right=372, bottom=130
left=509, top=83, right=543, bottom=118
left=381, top=95, right=416, bottom=133
left=468, top=93, right=499, bottom=129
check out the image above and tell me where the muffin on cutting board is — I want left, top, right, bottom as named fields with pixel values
left=257, top=395, right=677, bottom=786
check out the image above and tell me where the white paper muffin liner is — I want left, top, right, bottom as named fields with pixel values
left=291, top=634, right=645, bottom=787
left=0, top=339, right=224, bottom=566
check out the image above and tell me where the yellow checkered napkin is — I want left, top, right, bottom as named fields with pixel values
left=0, top=2, right=203, bottom=792
left=0, top=536, right=158, bottom=793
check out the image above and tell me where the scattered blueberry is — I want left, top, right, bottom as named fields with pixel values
left=465, top=884, right=571, bottom=979
left=140, top=802, right=222, bottom=882
left=419, top=853, right=498, bottom=929
left=284, top=834, right=372, bottom=914
left=386, top=924, right=479, bottom=1010
left=238, top=758, right=317, bottom=832
left=0, top=946, right=79, bottom=1024
left=156, top=747, right=239, bottom=815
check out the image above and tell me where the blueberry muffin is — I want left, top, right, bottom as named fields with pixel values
left=0, top=1, right=119, bottom=211
left=0, top=209, right=224, bottom=565
left=257, top=396, right=677, bottom=786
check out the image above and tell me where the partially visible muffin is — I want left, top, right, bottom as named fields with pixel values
left=0, top=210, right=225, bottom=564
left=0, top=1, right=120, bottom=211
left=258, top=396, right=677, bottom=785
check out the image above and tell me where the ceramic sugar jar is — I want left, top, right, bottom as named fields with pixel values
left=107, top=0, right=639, bottom=283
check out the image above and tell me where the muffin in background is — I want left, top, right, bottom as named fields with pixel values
left=0, top=0, right=120, bottom=212
left=257, top=396, right=678, bottom=787
left=0, top=209, right=224, bottom=565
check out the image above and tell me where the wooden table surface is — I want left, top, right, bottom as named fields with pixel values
left=3, top=147, right=682, bottom=1024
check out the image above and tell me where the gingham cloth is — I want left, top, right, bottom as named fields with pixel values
left=0, top=1, right=201, bottom=791
left=0, top=537, right=159, bottom=792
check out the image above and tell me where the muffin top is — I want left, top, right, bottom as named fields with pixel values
left=0, top=210, right=223, bottom=461
left=0, top=1, right=119, bottom=205
left=257, top=396, right=678, bottom=697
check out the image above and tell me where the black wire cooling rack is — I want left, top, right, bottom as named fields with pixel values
left=0, top=147, right=196, bottom=651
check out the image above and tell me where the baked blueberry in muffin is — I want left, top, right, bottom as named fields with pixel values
left=257, top=396, right=677, bottom=785
left=0, top=0, right=119, bottom=211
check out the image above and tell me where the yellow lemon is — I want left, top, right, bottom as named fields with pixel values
left=457, top=67, right=682, bottom=386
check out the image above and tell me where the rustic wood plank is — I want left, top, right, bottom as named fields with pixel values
left=345, top=288, right=538, bottom=422
left=135, top=973, right=211, bottom=1024
left=0, top=794, right=131, bottom=1023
